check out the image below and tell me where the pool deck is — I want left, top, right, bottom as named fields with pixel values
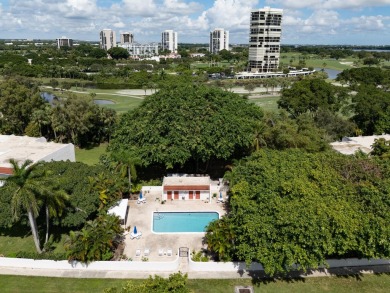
left=123, top=197, right=227, bottom=261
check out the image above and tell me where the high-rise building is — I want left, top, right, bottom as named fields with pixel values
left=120, top=32, right=134, bottom=45
left=56, top=36, right=73, bottom=49
left=209, top=28, right=229, bottom=54
left=248, top=7, right=283, bottom=73
left=161, top=30, right=178, bottom=53
left=100, top=29, right=116, bottom=51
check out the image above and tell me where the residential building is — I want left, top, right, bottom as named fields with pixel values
left=248, top=6, right=283, bottom=73
left=56, top=36, right=73, bottom=49
left=161, top=30, right=177, bottom=53
left=100, top=29, right=116, bottom=51
left=120, top=32, right=134, bottom=45
left=0, top=135, right=75, bottom=182
left=162, top=174, right=211, bottom=201
left=209, top=28, right=229, bottom=54
left=331, top=134, right=390, bottom=155
left=119, top=42, right=159, bottom=58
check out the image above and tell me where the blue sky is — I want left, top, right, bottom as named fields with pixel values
left=0, top=0, right=389, bottom=45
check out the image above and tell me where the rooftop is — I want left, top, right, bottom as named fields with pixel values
left=0, top=135, right=75, bottom=172
left=330, top=134, right=390, bottom=155
left=163, top=175, right=211, bottom=187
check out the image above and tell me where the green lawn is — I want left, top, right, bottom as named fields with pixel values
left=280, top=53, right=355, bottom=71
left=75, top=143, right=108, bottom=166
left=0, top=274, right=389, bottom=293
left=0, top=224, right=68, bottom=257
left=93, top=94, right=144, bottom=113
left=249, top=96, right=280, bottom=112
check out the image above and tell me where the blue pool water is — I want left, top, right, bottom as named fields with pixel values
left=153, top=212, right=219, bottom=233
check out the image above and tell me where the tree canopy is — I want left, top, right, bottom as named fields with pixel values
left=206, top=149, right=390, bottom=276
left=278, top=78, right=347, bottom=118
left=107, top=47, right=130, bottom=60
left=110, top=84, right=264, bottom=171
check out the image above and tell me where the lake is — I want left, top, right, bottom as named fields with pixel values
left=314, top=68, right=342, bottom=80
left=41, top=92, right=115, bottom=105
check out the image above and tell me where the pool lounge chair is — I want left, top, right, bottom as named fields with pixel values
left=144, top=248, right=150, bottom=257
left=137, top=197, right=146, bottom=204
left=135, top=249, right=141, bottom=257
left=158, top=248, right=164, bottom=256
left=130, top=231, right=142, bottom=239
left=166, top=248, right=173, bottom=256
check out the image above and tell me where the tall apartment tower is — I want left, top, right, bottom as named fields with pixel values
left=120, top=32, right=134, bottom=45
left=161, top=30, right=178, bottom=53
left=100, top=29, right=116, bottom=51
left=248, top=7, right=283, bottom=73
left=209, top=28, right=229, bottom=54
left=56, top=36, right=73, bottom=49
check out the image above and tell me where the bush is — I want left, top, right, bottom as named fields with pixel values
left=191, top=250, right=209, bottom=262
left=15, top=251, right=67, bottom=261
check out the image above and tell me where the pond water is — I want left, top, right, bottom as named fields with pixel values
left=314, top=68, right=342, bottom=80
left=40, top=92, right=57, bottom=104
left=94, top=99, right=115, bottom=105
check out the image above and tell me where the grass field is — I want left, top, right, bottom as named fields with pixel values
left=0, top=224, right=67, bottom=256
left=0, top=273, right=389, bottom=293
left=248, top=96, right=280, bottom=112
left=280, top=53, right=355, bottom=71
left=75, top=143, right=108, bottom=165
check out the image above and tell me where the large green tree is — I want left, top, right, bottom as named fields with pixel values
left=107, top=47, right=130, bottom=60
left=206, top=149, right=390, bottom=275
left=278, top=78, right=347, bottom=118
left=350, top=85, right=390, bottom=135
left=0, top=78, right=46, bottom=134
left=110, top=84, right=264, bottom=172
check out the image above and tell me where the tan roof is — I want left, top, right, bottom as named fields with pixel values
left=331, top=134, right=390, bottom=155
left=163, top=185, right=210, bottom=191
left=0, top=135, right=75, bottom=168
left=163, top=175, right=211, bottom=187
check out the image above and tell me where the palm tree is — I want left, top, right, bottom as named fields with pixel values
left=6, top=159, right=45, bottom=253
left=111, top=150, right=141, bottom=194
left=40, top=185, right=69, bottom=248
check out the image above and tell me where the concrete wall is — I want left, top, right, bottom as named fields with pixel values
left=188, top=258, right=390, bottom=272
left=40, top=143, right=75, bottom=163
left=0, top=256, right=180, bottom=272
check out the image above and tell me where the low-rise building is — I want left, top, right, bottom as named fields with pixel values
left=162, top=174, right=211, bottom=201
left=330, top=134, right=390, bottom=155
left=0, top=135, right=75, bottom=178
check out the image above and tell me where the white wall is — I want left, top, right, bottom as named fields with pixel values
left=40, top=144, right=75, bottom=163
left=0, top=256, right=180, bottom=272
left=188, top=257, right=390, bottom=272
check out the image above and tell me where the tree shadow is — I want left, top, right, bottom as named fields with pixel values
left=0, top=220, right=31, bottom=238
left=247, top=270, right=306, bottom=286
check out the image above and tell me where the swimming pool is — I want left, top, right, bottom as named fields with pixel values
left=152, top=212, right=219, bottom=233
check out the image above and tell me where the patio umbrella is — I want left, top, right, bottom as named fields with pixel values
left=139, top=192, right=143, bottom=199
left=219, top=192, right=223, bottom=199
left=133, top=226, right=137, bottom=234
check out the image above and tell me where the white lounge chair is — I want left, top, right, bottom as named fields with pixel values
left=135, top=249, right=141, bottom=257
left=166, top=248, right=173, bottom=256
left=144, top=248, right=150, bottom=256
left=137, top=197, right=146, bottom=204
left=130, top=231, right=142, bottom=240
left=158, top=248, right=164, bottom=256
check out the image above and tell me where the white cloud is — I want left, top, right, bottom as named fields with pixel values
left=343, top=15, right=389, bottom=31
left=162, top=0, right=203, bottom=14
left=116, top=0, right=157, bottom=16
left=204, top=0, right=259, bottom=31
left=267, top=0, right=390, bottom=10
